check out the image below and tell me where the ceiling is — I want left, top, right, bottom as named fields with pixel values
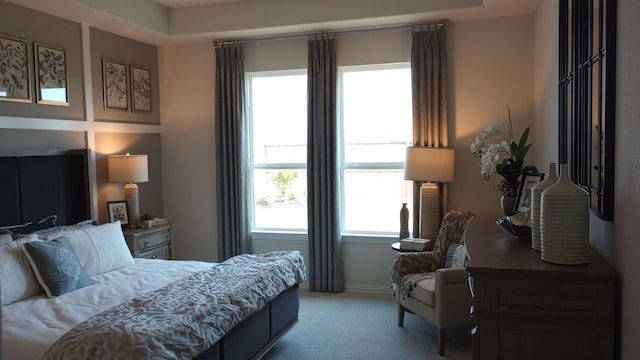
left=7, top=0, right=540, bottom=45
left=153, top=0, right=248, bottom=7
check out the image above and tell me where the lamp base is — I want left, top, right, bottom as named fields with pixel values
left=124, top=183, right=140, bottom=229
left=419, top=182, right=440, bottom=240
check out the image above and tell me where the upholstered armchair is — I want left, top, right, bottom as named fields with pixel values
left=391, top=209, right=475, bottom=356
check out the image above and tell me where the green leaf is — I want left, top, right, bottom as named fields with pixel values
left=518, top=127, right=530, bottom=148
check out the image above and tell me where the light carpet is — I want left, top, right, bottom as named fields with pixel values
left=262, top=290, right=472, bottom=360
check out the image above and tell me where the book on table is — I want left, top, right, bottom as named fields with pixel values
left=399, top=238, right=432, bottom=251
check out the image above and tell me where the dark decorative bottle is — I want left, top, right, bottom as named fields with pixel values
left=399, top=203, right=409, bottom=240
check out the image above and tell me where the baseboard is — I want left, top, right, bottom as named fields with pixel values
left=297, top=282, right=394, bottom=295
left=344, top=284, right=394, bottom=294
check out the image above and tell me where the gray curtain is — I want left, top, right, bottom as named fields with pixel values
left=307, top=34, right=344, bottom=292
left=410, top=24, right=449, bottom=237
left=214, top=42, right=249, bottom=261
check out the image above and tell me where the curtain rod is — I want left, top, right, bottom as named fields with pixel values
left=212, top=19, right=448, bottom=46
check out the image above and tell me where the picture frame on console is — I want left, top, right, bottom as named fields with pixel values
left=107, top=200, right=129, bottom=226
left=0, top=34, right=31, bottom=103
left=515, top=173, right=545, bottom=213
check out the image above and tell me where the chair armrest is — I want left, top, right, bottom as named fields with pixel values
left=391, top=251, right=442, bottom=285
left=435, top=267, right=473, bottom=328
left=436, top=267, right=469, bottom=286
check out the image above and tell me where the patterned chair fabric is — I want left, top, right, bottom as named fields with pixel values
left=390, top=209, right=475, bottom=356
left=391, top=209, right=475, bottom=298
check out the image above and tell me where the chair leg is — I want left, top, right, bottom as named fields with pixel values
left=437, top=328, right=446, bottom=355
left=397, top=304, right=405, bottom=327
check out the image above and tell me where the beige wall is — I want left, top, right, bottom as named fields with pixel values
left=158, top=43, right=218, bottom=262
left=612, top=1, right=640, bottom=358
left=448, top=15, right=535, bottom=213
left=532, top=0, right=558, bottom=169
left=90, top=27, right=161, bottom=124
left=159, top=15, right=536, bottom=289
left=95, top=132, right=164, bottom=224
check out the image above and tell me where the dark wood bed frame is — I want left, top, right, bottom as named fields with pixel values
left=0, top=149, right=300, bottom=360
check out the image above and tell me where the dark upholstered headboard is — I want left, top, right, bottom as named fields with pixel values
left=0, top=149, right=91, bottom=227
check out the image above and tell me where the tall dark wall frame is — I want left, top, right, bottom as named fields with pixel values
left=558, top=0, right=616, bottom=221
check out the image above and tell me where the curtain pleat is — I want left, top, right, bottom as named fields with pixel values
left=412, top=26, right=448, bottom=148
left=307, top=35, right=344, bottom=292
left=410, top=25, right=449, bottom=237
left=215, top=43, right=249, bottom=261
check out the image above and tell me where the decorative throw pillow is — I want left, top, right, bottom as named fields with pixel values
left=57, top=221, right=134, bottom=276
left=443, top=243, right=468, bottom=268
left=0, top=238, right=43, bottom=305
left=3, top=215, right=58, bottom=238
left=23, top=237, right=94, bottom=297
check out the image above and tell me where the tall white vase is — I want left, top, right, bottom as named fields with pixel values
left=540, top=164, right=590, bottom=264
left=530, top=163, right=557, bottom=251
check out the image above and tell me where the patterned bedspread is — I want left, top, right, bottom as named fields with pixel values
left=42, top=250, right=306, bottom=360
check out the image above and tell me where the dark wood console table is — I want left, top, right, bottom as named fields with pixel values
left=465, top=214, right=615, bottom=360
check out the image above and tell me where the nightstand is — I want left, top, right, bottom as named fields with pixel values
left=123, top=224, right=174, bottom=259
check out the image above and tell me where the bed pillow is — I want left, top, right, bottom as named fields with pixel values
left=32, top=219, right=98, bottom=240
left=57, top=221, right=134, bottom=276
left=0, top=230, right=13, bottom=246
left=0, top=238, right=43, bottom=305
left=23, top=237, right=94, bottom=297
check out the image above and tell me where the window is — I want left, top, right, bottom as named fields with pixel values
left=339, top=64, right=413, bottom=234
left=247, top=70, right=308, bottom=231
left=247, top=64, right=413, bottom=236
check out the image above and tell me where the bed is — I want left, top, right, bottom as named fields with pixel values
left=0, top=149, right=305, bottom=360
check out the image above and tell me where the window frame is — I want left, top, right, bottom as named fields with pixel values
left=337, top=62, right=413, bottom=236
left=246, top=63, right=413, bottom=240
left=245, top=69, right=308, bottom=233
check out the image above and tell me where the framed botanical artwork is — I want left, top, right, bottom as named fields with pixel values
left=102, top=58, right=128, bottom=110
left=34, top=42, right=69, bottom=105
left=130, top=64, right=151, bottom=113
left=107, top=200, right=129, bottom=226
left=515, top=173, right=545, bottom=213
left=0, top=34, right=31, bottom=102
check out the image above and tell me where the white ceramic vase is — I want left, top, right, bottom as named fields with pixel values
left=530, top=163, right=557, bottom=251
left=540, top=164, right=590, bottom=264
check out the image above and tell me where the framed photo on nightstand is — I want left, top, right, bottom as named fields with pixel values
left=107, top=200, right=129, bottom=226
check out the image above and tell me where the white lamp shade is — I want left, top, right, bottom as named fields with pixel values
left=108, top=154, right=149, bottom=183
left=404, top=147, right=455, bottom=183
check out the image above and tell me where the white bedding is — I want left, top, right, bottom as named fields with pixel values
left=2, top=258, right=216, bottom=360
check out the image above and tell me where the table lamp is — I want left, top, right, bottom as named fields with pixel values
left=108, top=153, right=148, bottom=228
left=404, top=147, right=455, bottom=239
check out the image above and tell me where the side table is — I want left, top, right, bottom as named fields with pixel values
left=391, top=240, right=433, bottom=252
left=124, top=224, right=175, bottom=259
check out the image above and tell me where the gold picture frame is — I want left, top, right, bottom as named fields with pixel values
left=102, top=58, right=129, bottom=110
left=0, top=34, right=32, bottom=103
left=130, top=64, right=151, bottom=113
left=34, top=42, right=69, bottom=106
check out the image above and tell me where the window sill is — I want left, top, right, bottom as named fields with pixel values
left=251, top=231, right=396, bottom=245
